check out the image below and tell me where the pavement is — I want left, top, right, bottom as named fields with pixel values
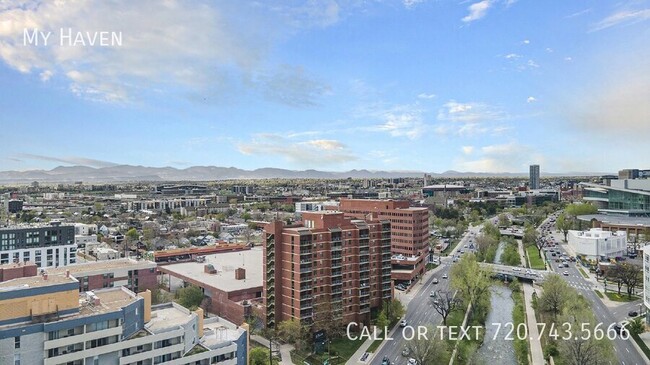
left=250, top=334, right=294, bottom=365
left=522, top=283, right=545, bottom=365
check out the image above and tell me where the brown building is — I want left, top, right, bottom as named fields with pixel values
left=339, top=198, right=429, bottom=283
left=264, top=211, right=392, bottom=330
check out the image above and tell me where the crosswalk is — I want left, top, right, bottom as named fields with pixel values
left=567, top=281, right=593, bottom=291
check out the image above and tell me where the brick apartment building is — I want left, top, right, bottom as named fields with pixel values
left=263, top=211, right=392, bottom=329
left=339, top=198, right=429, bottom=283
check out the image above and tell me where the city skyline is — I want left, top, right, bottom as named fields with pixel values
left=1, top=1, right=649, bottom=173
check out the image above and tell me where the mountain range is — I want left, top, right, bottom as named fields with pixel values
left=0, top=165, right=607, bottom=184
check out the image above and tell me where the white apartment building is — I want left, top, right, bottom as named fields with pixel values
left=567, top=228, right=627, bottom=260
left=643, top=244, right=650, bottom=324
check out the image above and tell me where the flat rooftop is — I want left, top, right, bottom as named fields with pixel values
left=202, top=318, right=245, bottom=348
left=577, top=214, right=650, bottom=227
left=160, top=248, right=263, bottom=292
left=146, top=303, right=195, bottom=333
left=50, top=258, right=156, bottom=276
left=0, top=274, right=77, bottom=291
left=78, top=287, right=140, bottom=316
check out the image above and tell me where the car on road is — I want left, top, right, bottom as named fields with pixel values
left=381, top=356, right=390, bottom=365
left=442, top=274, right=448, bottom=279
left=628, top=311, right=639, bottom=317
left=433, top=299, right=439, bottom=305
left=400, top=319, right=408, bottom=327
left=512, top=268, right=521, bottom=272
left=463, top=244, right=468, bottom=248
left=432, top=278, right=439, bottom=284
left=402, top=347, right=410, bottom=357
left=408, top=359, right=418, bottom=365
left=430, top=291, right=436, bottom=297
left=563, top=271, right=569, bottom=276
left=525, top=270, right=532, bottom=275
left=551, top=253, right=557, bottom=257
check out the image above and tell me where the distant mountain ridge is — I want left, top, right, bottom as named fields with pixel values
left=0, top=165, right=608, bottom=184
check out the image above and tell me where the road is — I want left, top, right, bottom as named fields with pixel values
left=371, top=225, right=483, bottom=365
left=540, top=215, right=646, bottom=365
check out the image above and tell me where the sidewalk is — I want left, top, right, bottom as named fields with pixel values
left=522, top=283, right=545, bottom=365
left=250, top=334, right=294, bottom=365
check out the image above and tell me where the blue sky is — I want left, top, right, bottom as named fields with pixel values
left=0, top=0, right=649, bottom=173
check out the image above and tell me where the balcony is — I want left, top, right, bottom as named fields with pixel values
left=300, top=275, right=312, bottom=282
left=300, top=267, right=312, bottom=274
left=301, top=294, right=313, bottom=301
left=332, top=269, right=342, bottom=277
left=300, top=311, right=313, bottom=319
left=331, top=260, right=342, bottom=269
left=332, top=280, right=342, bottom=286
left=331, top=295, right=342, bottom=302
left=300, top=284, right=312, bottom=291
left=331, top=242, right=342, bottom=251
left=300, top=250, right=311, bottom=256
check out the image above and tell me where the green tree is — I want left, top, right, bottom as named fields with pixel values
left=539, top=274, right=571, bottom=319
left=382, top=299, right=405, bottom=325
left=277, top=319, right=310, bottom=351
left=450, top=253, right=492, bottom=317
left=250, top=347, right=277, bottom=365
left=406, top=326, right=450, bottom=365
left=375, top=310, right=389, bottom=330
left=175, top=285, right=205, bottom=310
left=627, top=317, right=645, bottom=336
left=242, top=212, right=252, bottom=221
left=556, top=213, right=571, bottom=242
left=558, top=306, right=615, bottom=365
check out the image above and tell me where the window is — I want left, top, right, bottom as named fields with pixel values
left=14, top=354, right=20, bottom=365
left=14, top=336, right=20, bottom=349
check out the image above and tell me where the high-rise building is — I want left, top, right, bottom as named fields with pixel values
left=263, top=211, right=391, bottom=329
left=338, top=199, right=429, bottom=283
left=619, top=169, right=640, bottom=180
left=529, top=164, right=540, bottom=190
left=0, top=222, right=76, bottom=268
left=0, top=272, right=249, bottom=365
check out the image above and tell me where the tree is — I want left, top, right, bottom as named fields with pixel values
left=405, top=326, right=449, bottom=365
left=617, top=263, right=642, bottom=299
left=497, top=213, right=511, bottom=227
left=277, top=319, right=310, bottom=352
left=450, top=253, right=492, bottom=317
left=605, top=264, right=625, bottom=295
left=175, top=285, right=205, bottom=310
left=556, top=213, right=571, bottom=242
left=474, top=233, right=498, bottom=262
left=312, top=295, right=344, bottom=349
left=431, top=290, right=463, bottom=326
left=250, top=347, right=278, bottom=365
left=565, top=203, right=598, bottom=230
left=627, top=317, right=645, bottom=336
left=242, top=212, right=252, bottom=222
left=125, top=227, right=138, bottom=242
left=539, top=274, right=571, bottom=319
left=382, top=299, right=405, bottom=325
left=523, top=225, right=545, bottom=258
left=375, top=310, right=389, bottom=330
left=558, top=307, right=615, bottom=365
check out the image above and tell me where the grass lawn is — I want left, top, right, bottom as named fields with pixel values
left=290, top=337, right=365, bottom=365
left=604, top=291, right=641, bottom=302
left=526, top=245, right=545, bottom=270
left=367, top=339, right=382, bottom=353
left=594, top=290, right=604, bottom=298
left=578, top=267, right=589, bottom=278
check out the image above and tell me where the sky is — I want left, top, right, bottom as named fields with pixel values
left=0, top=0, right=649, bottom=174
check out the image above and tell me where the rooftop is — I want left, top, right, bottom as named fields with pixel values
left=202, top=317, right=245, bottom=349
left=49, top=258, right=156, bottom=276
left=159, top=248, right=263, bottom=292
left=0, top=273, right=77, bottom=291
left=146, top=302, right=196, bottom=333
left=78, top=287, right=140, bottom=316
left=577, top=214, right=650, bottom=227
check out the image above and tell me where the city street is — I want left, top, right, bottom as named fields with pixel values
left=369, top=225, right=482, bottom=365
left=541, top=216, right=646, bottom=365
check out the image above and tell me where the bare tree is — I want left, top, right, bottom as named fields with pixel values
left=406, top=326, right=449, bottom=365
left=431, top=290, right=463, bottom=326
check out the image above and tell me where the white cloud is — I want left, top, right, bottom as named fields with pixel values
left=527, top=60, right=539, bottom=68
left=527, top=96, right=537, bottom=103
left=237, top=134, right=356, bottom=166
left=504, top=0, right=518, bottom=7
left=0, top=1, right=328, bottom=104
left=462, top=0, right=492, bottom=23
left=564, top=57, right=573, bottom=62
left=545, top=48, right=553, bottom=53
left=592, top=8, right=650, bottom=31
left=417, top=93, right=436, bottom=99
left=374, top=112, right=426, bottom=139
left=403, top=0, right=425, bottom=9
left=455, top=143, right=539, bottom=172
left=15, top=153, right=118, bottom=168
left=522, top=39, right=530, bottom=44
left=461, top=146, right=474, bottom=155
left=437, top=100, right=506, bottom=123
left=505, top=53, right=521, bottom=59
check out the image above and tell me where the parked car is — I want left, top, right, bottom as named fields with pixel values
left=563, top=271, right=569, bottom=276
left=432, top=278, right=439, bottom=284
left=400, top=319, right=408, bottom=327
left=442, top=274, right=448, bottom=279
left=628, top=311, right=639, bottom=317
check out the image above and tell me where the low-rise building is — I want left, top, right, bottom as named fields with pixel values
left=0, top=272, right=248, bottom=365
left=567, top=228, right=627, bottom=261
left=49, top=258, right=158, bottom=293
